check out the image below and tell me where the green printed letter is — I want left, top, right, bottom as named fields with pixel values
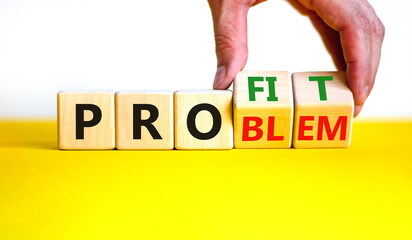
left=309, top=76, right=333, bottom=101
left=248, top=77, right=264, bottom=101
left=266, top=77, right=278, bottom=102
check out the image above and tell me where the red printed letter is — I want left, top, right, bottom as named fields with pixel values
left=298, top=116, right=314, bottom=140
left=267, top=116, right=284, bottom=141
left=242, top=117, right=263, bottom=141
left=317, top=116, right=347, bottom=140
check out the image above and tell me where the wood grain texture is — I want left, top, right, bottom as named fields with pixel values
left=58, top=92, right=115, bottom=150
left=174, top=90, right=233, bottom=150
left=234, top=71, right=293, bottom=148
left=116, top=91, right=174, bottom=150
left=292, top=71, right=354, bottom=148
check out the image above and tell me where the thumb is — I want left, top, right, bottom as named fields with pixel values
left=208, top=0, right=251, bottom=89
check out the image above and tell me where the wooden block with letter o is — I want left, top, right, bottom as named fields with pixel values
left=233, top=71, right=294, bottom=148
left=174, top=90, right=233, bottom=150
left=58, top=92, right=115, bottom=150
left=292, top=71, right=354, bottom=148
left=115, top=91, right=174, bottom=150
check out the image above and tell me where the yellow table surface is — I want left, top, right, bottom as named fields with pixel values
left=1, top=120, right=412, bottom=240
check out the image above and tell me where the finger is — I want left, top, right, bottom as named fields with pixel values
left=344, top=3, right=384, bottom=117
left=340, top=16, right=372, bottom=116
left=208, top=0, right=251, bottom=89
left=354, top=15, right=384, bottom=117
left=299, top=0, right=383, bottom=117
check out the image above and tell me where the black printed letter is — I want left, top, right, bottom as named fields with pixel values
left=187, top=103, right=221, bottom=140
left=76, top=104, right=102, bottom=139
left=133, top=104, right=162, bottom=140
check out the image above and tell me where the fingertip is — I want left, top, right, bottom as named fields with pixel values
left=346, top=63, right=371, bottom=106
left=212, top=65, right=235, bottom=90
left=347, top=69, right=368, bottom=118
left=213, top=81, right=231, bottom=90
left=354, top=104, right=363, bottom=118
left=213, top=65, right=227, bottom=89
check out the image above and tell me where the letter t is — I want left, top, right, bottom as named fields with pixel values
left=309, top=76, right=333, bottom=101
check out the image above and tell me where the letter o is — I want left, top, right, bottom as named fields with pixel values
left=187, top=103, right=222, bottom=140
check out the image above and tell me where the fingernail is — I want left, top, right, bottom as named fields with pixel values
left=363, top=85, right=369, bottom=101
left=213, top=65, right=226, bottom=89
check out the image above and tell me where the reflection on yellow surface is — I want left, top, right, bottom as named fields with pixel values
left=1, top=120, right=412, bottom=240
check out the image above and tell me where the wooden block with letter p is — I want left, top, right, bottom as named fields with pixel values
left=233, top=71, right=293, bottom=148
left=115, top=91, right=174, bottom=150
left=292, top=71, right=354, bottom=148
left=174, top=90, right=233, bottom=149
left=58, top=91, right=115, bottom=150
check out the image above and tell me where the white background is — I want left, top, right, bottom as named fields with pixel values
left=0, top=0, right=411, bottom=119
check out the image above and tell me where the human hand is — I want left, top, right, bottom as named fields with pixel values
left=207, top=0, right=384, bottom=117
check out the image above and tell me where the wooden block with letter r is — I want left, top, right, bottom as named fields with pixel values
left=233, top=71, right=293, bottom=148
left=174, top=90, right=233, bottom=150
left=292, top=71, right=354, bottom=148
left=58, top=92, right=115, bottom=150
left=115, top=91, right=174, bottom=150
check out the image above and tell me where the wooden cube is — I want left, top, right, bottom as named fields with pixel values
left=292, top=71, right=354, bottom=148
left=58, top=92, right=115, bottom=150
left=174, top=90, right=233, bottom=149
left=115, top=91, right=174, bottom=150
left=233, top=71, right=294, bottom=148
